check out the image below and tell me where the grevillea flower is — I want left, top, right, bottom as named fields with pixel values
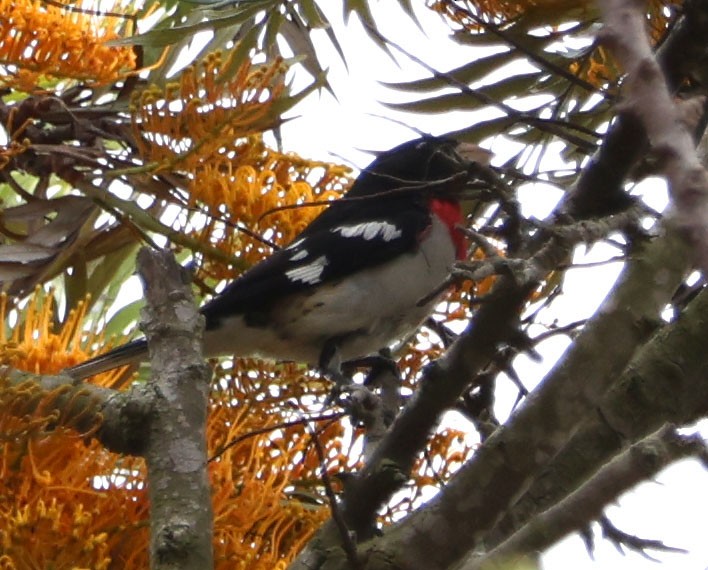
left=0, top=0, right=136, bottom=91
left=131, top=52, right=351, bottom=280
left=0, top=288, right=128, bottom=386
left=0, top=288, right=337, bottom=569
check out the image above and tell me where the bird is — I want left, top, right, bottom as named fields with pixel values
left=65, top=136, right=489, bottom=383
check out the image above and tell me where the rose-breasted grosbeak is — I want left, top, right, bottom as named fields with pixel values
left=66, top=136, right=487, bottom=382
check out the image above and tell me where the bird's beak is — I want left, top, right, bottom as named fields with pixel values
left=453, top=142, right=496, bottom=219
left=456, top=142, right=494, bottom=167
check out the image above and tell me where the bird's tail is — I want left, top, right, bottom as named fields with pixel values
left=65, top=338, right=149, bottom=381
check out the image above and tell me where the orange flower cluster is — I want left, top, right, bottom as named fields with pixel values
left=0, top=289, right=127, bottom=386
left=0, top=287, right=346, bottom=568
left=209, top=365, right=341, bottom=568
left=0, top=288, right=148, bottom=567
left=568, top=45, right=619, bottom=88
left=0, top=425, right=148, bottom=570
left=0, top=0, right=136, bottom=91
left=132, top=52, right=350, bottom=279
left=0, top=370, right=337, bottom=569
left=132, top=53, right=289, bottom=170
left=176, top=358, right=346, bottom=568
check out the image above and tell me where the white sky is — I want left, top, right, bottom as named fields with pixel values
left=273, top=3, right=708, bottom=570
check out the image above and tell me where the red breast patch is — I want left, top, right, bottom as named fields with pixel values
left=430, top=198, right=467, bottom=260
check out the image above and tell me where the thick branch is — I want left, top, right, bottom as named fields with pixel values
left=0, top=368, right=151, bottom=456
left=599, top=0, right=708, bottom=271
left=565, top=0, right=708, bottom=218
left=489, top=282, right=708, bottom=546
left=458, top=426, right=703, bottom=570
left=292, top=221, right=691, bottom=570
left=136, top=248, right=214, bottom=570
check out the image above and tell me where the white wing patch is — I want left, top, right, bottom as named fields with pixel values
left=289, top=249, right=308, bottom=262
left=286, top=255, right=328, bottom=285
left=286, top=238, right=305, bottom=250
left=333, top=221, right=402, bottom=242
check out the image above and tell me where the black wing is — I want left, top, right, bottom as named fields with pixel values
left=200, top=205, right=431, bottom=329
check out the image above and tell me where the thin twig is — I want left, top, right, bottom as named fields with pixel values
left=208, top=412, right=344, bottom=462
left=531, top=319, right=586, bottom=343
left=309, top=426, right=362, bottom=569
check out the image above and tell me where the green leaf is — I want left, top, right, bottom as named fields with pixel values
left=383, top=49, right=517, bottom=94
left=514, top=3, right=601, bottom=30
left=107, top=2, right=270, bottom=47
left=103, top=299, right=144, bottom=340
left=263, top=9, right=285, bottom=53
left=85, top=243, right=139, bottom=309
left=299, top=0, right=328, bottom=29
left=218, top=24, right=262, bottom=84
left=450, top=30, right=504, bottom=47
left=259, top=72, right=327, bottom=124
left=0, top=243, right=56, bottom=263
left=444, top=115, right=519, bottom=144
left=343, top=0, right=393, bottom=59
left=278, top=16, right=326, bottom=81
left=64, top=252, right=88, bottom=318
left=382, top=71, right=542, bottom=115
left=319, top=11, right=347, bottom=70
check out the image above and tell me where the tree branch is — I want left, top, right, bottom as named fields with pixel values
left=368, top=219, right=690, bottom=570
left=0, top=367, right=152, bottom=456
left=457, top=426, right=703, bottom=570
left=489, top=282, right=708, bottom=547
left=136, top=248, right=214, bottom=570
left=565, top=0, right=708, bottom=218
left=599, top=0, right=708, bottom=271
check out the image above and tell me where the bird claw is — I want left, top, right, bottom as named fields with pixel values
left=337, top=383, right=384, bottom=429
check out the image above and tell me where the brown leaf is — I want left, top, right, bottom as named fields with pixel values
left=0, top=243, right=56, bottom=263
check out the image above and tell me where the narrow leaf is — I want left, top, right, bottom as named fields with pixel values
left=278, top=16, right=324, bottom=80
left=0, top=243, right=56, bottom=263
left=107, top=2, right=268, bottom=47
left=383, top=49, right=517, bottom=94
left=0, top=264, right=36, bottom=282
left=103, top=299, right=144, bottom=340
left=382, top=71, right=541, bottom=115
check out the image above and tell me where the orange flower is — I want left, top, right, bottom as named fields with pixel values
left=130, top=52, right=352, bottom=278
left=179, top=136, right=349, bottom=280
left=0, top=288, right=129, bottom=387
left=0, top=0, right=136, bottom=91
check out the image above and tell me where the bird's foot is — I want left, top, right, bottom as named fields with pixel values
left=343, top=351, right=402, bottom=425
left=337, top=383, right=384, bottom=429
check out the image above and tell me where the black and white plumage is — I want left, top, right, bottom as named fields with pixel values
left=66, top=136, right=482, bottom=382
